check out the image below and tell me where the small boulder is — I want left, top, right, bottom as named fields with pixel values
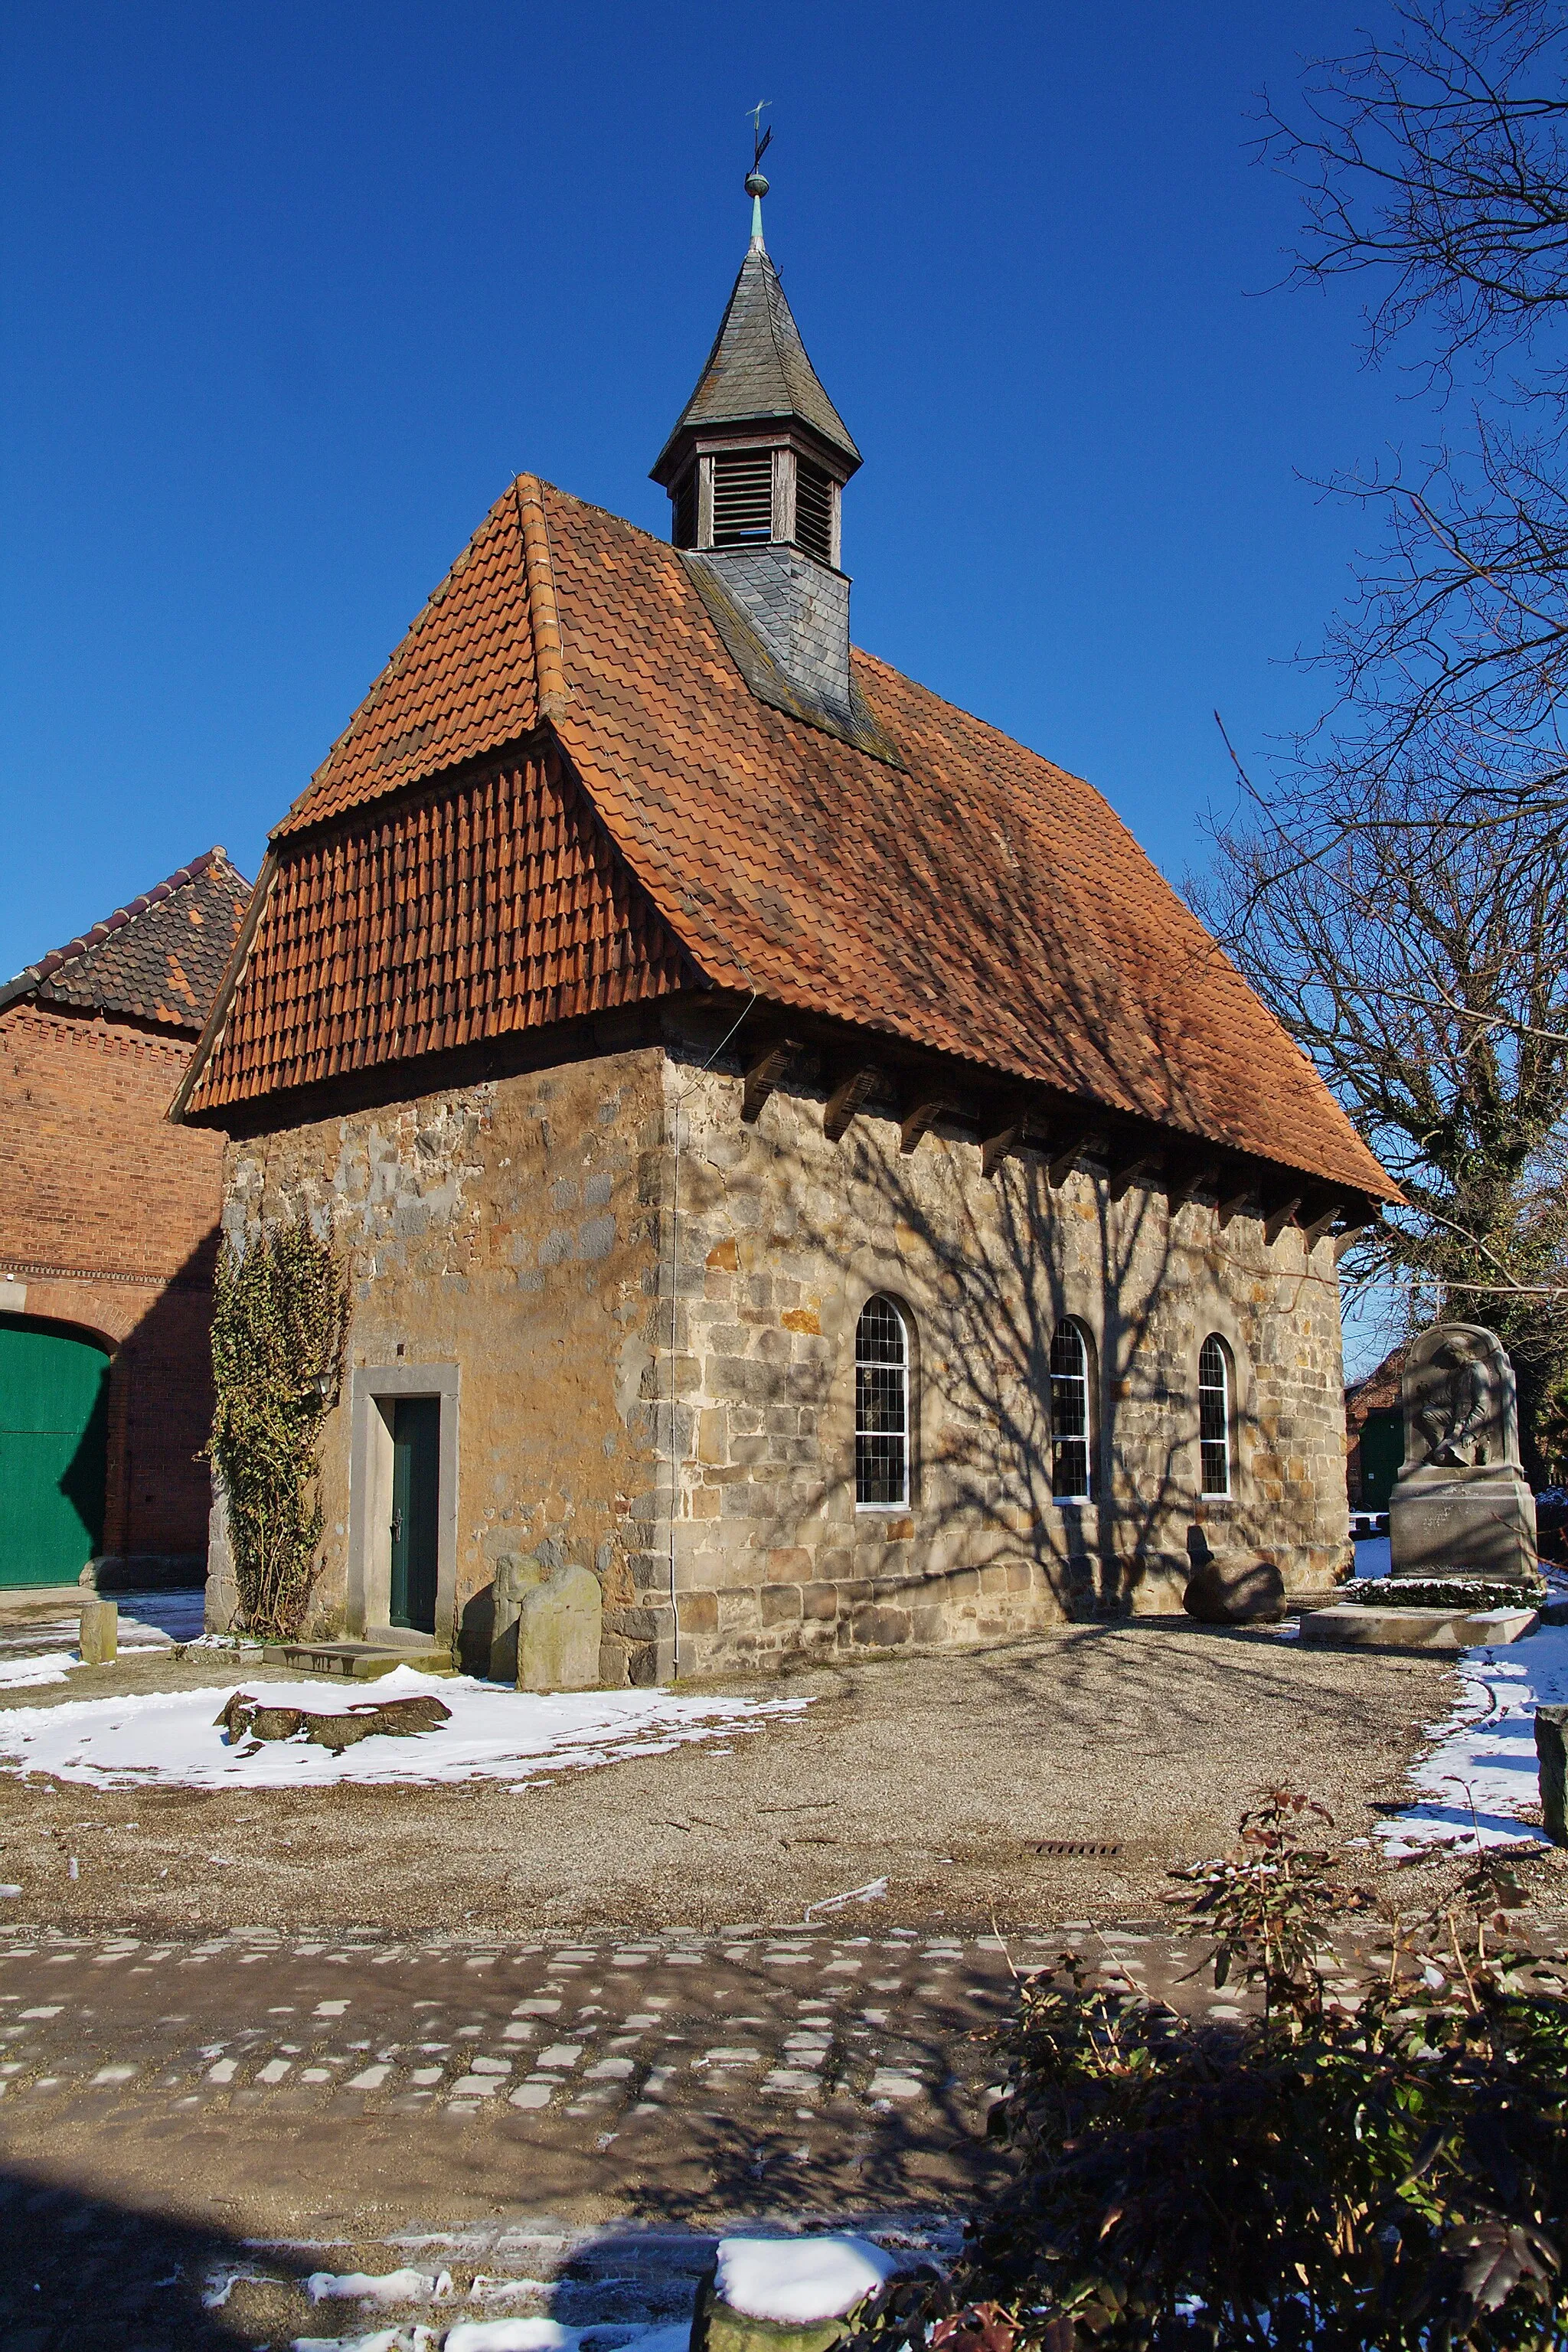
left=1183, top=1554, right=1286, bottom=1625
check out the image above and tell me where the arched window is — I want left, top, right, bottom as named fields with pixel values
left=1198, top=1334, right=1233, bottom=1498
left=1050, top=1319, right=1093, bottom=1501
left=855, top=1295, right=910, bottom=1508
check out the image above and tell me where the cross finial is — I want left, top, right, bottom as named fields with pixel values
left=744, top=100, right=773, bottom=250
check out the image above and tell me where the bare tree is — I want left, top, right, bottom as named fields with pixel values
left=1197, top=4, right=1568, bottom=1464
left=1196, top=760, right=1568, bottom=1472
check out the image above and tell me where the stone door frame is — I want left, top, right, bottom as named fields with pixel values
left=346, top=1363, right=460, bottom=1649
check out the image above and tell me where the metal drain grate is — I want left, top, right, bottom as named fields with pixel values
left=1034, top=1838, right=1123, bottom=1858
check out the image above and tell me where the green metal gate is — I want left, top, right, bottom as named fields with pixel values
left=0, top=1317, right=110, bottom=1587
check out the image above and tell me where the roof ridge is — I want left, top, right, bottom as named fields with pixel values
left=2, top=848, right=233, bottom=997
left=514, top=475, right=570, bottom=720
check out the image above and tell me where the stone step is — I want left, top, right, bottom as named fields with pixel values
left=263, top=1639, right=456, bottom=1679
left=1298, top=1602, right=1539, bottom=1650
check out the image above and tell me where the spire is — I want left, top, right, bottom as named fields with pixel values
left=650, top=118, right=860, bottom=497
left=649, top=130, right=881, bottom=756
left=649, top=244, right=861, bottom=485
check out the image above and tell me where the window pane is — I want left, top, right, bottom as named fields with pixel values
left=1049, top=1320, right=1091, bottom=1501
left=1199, top=1336, right=1230, bottom=1496
left=856, top=1297, right=908, bottom=1505
left=857, top=1295, right=906, bottom=1365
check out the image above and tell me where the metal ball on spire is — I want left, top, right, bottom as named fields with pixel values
left=746, top=101, right=773, bottom=249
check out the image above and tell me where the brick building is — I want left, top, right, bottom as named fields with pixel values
left=179, top=197, right=1396, bottom=1677
left=0, top=850, right=251, bottom=1595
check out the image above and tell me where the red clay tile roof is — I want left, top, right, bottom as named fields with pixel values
left=1, top=848, right=252, bottom=1034
left=189, top=479, right=1394, bottom=1200
left=193, top=754, right=694, bottom=1103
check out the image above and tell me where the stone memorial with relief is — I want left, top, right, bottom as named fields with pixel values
left=1299, top=1320, right=1542, bottom=1648
left=1388, top=1323, right=1538, bottom=1586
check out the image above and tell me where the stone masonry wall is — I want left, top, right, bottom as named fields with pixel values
left=216, top=1048, right=671, bottom=1681
left=211, top=1035, right=1349, bottom=1681
left=653, top=1055, right=1349, bottom=1673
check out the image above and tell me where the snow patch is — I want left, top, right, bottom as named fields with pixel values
left=715, top=2235, right=906, bottom=2323
left=0, top=1652, right=74, bottom=1690
left=1378, top=1622, right=1568, bottom=1854
left=307, top=2269, right=452, bottom=2305
left=0, top=1666, right=809, bottom=1788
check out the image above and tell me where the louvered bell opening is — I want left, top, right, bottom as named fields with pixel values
left=795, top=459, right=835, bottom=566
left=671, top=469, right=697, bottom=549
left=711, top=449, right=774, bottom=546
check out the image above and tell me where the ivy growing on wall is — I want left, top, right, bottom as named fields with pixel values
left=210, top=1217, right=348, bottom=1642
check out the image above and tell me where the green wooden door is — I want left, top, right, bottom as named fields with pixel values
left=1358, top=1408, right=1406, bottom=1513
left=0, top=1317, right=110, bottom=1588
left=389, top=1396, right=440, bottom=1633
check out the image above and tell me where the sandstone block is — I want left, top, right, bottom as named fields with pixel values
left=515, top=1563, right=603, bottom=1692
left=488, top=1553, right=541, bottom=1683
left=1182, top=1555, right=1285, bottom=1625
left=79, top=1599, right=117, bottom=1664
left=1536, top=1705, right=1568, bottom=1844
left=851, top=1605, right=911, bottom=1648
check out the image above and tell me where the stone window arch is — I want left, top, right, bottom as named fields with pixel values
left=1198, top=1333, right=1234, bottom=1499
left=855, top=1293, right=911, bottom=1508
left=1050, top=1317, right=1094, bottom=1502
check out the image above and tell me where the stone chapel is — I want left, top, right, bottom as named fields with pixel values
left=179, top=187, right=1396, bottom=1681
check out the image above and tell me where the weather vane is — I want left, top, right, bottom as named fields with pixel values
left=746, top=102, right=773, bottom=248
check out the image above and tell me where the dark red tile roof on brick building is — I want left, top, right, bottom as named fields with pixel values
left=180, top=480, right=1395, bottom=1202
left=1, top=849, right=253, bottom=1035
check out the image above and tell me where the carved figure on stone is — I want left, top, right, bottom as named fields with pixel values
left=1390, top=1321, right=1537, bottom=1584
left=1412, top=1334, right=1501, bottom=1469
left=1402, top=1324, right=1519, bottom=1475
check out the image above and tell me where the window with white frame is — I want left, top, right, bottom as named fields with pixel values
left=855, top=1295, right=910, bottom=1508
left=1050, top=1319, right=1092, bottom=1501
left=1198, top=1334, right=1233, bottom=1498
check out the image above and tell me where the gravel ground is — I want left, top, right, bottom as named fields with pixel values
left=2, top=1616, right=1547, bottom=1936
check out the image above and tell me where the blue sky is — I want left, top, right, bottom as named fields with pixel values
left=1, top=1, right=1408, bottom=990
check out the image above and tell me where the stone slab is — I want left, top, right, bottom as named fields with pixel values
left=515, top=1561, right=603, bottom=1692
left=263, top=1641, right=456, bottom=1679
left=1297, top=1602, right=1539, bottom=1651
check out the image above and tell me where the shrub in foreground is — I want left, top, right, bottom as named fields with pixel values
left=852, top=1797, right=1568, bottom=2350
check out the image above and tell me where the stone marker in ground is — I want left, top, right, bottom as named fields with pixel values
left=1537, top=1705, right=1568, bottom=1844
left=492, top=1555, right=603, bottom=1690
left=77, top=1599, right=116, bottom=1664
left=693, top=2236, right=916, bottom=2352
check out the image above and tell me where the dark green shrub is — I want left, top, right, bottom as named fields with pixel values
left=877, top=1798, right=1568, bottom=2349
left=209, top=1218, right=348, bottom=1642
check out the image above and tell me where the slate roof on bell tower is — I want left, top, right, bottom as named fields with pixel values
left=651, top=245, right=861, bottom=485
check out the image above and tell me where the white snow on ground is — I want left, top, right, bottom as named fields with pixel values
left=0, top=1652, right=74, bottom=1690
left=292, top=2321, right=692, bottom=2352
left=1354, top=1536, right=1391, bottom=1580
left=715, top=2235, right=906, bottom=2323
left=308, top=2269, right=453, bottom=2305
left=0, top=1664, right=809, bottom=1788
left=1379, top=1622, right=1568, bottom=1854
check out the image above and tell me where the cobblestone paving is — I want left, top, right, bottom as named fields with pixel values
left=0, top=1922, right=1019, bottom=2132
left=2, top=1911, right=1566, bottom=2347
